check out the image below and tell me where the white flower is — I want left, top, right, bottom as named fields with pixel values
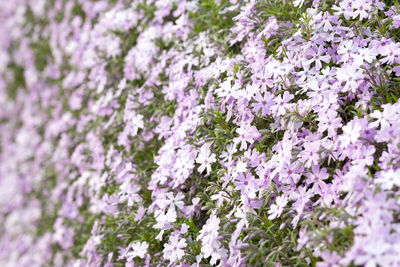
left=126, top=241, right=148, bottom=260
left=375, top=169, right=400, bottom=190
left=294, top=0, right=305, bottom=7
left=196, top=143, right=216, bottom=175
left=268, top=195, right=288, bottom=220
left=201, top=240, right=227, bottom=266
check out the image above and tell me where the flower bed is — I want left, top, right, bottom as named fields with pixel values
left=1, top=0, right=400, bottom=266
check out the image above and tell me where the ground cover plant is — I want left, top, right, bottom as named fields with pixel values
left=1, top=0, right=400, bottom=266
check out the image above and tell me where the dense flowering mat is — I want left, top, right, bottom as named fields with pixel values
left=1, top=0, right=400, bottom=266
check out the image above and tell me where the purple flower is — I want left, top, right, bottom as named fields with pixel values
left=251, top=92, right=274, bottom=116
left=299, top=141, right=320, bottom=168
left=233, top=124, right=260, bottom=150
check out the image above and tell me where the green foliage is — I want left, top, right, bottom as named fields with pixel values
left=244, top=213, right=310, bottom=266
left=5, top=62, right=25, bottom=100
left=190, top=0, right=237, bottom=35
left=32, top=39, right=52, bottom=72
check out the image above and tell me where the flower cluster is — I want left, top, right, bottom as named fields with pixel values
left=1, top=0, right=400, bottom=266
